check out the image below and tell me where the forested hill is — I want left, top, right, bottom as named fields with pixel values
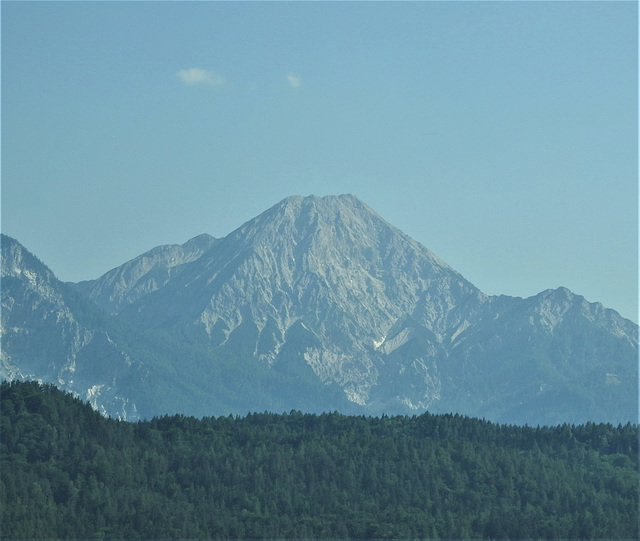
left=1, top=381, right=638, bottom=539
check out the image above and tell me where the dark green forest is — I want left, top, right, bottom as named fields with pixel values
left=1, top=380, right=638, bottom=539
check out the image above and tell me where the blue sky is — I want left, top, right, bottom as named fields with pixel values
left=2, top=1, right=637, bottom=323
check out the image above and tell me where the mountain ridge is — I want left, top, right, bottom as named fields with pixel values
left=73, top=232, right=217, bottom=314
left=1, top=235, right=143, bottom=419
left=2, top=194, right=637, bottom=424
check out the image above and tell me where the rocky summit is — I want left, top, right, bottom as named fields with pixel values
left=2, top=195, right=637, bottom=424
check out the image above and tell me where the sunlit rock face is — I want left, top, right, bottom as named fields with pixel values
left=107, top=195, right=486, bottom=414
left=3, top=195, right=638, bottom=424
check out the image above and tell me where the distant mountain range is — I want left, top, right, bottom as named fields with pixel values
left=2, top=194, right=637, bottom=424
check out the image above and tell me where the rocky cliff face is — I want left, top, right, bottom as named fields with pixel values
left=2, top=195, right=637, bottom=424
left=110, top=195, right=488, bottom=413
left=1, top=236, right=142, bottom=419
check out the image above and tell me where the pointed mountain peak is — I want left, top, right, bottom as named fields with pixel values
left=4, top=200, right=638, bottom=424
left=228, top=193, right=423, bottom=264
left=277, top=193, right=363, bottom=207
left=245, top=193, right=377, bottom=229
left=286, top=193, right=381, bottom=221
left=117, top=193, right=481, bottom=348
left=183, top=233, right=217, bottom=252
left=1, top=234, right=57, bottom=286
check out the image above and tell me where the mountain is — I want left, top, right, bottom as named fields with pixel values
left=433, top=287, right=638, bottom=424
left=0, top=235, right=143, bottom=419
left=73, top=233, right=216, bottom=314
left=110, top=195, right=485, bottom=412
left=2, top=195, right=638, bottom=424
left=0, top=234, right=342, bottom=420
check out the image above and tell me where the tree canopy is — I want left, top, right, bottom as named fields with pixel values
left=1, top=380, right=638, bottom=539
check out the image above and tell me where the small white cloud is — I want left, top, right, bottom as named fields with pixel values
left=177, top=68, right=225, bottom=87
left=286, top=72, right=302, bottom=88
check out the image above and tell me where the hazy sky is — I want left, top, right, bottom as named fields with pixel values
left=2, top=1, right=637, bottom=323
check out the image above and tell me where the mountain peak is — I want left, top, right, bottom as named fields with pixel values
left=1, top=234, right=58, bottom=294
left=3, top=195, right=638, bottom=424
left=230, top=194, right=452, bottom=277
left=114, top=194, right=484, bottom=406
left=242, top=193, right=383, bottom=238
left=279, top=193, right=362, bottom=206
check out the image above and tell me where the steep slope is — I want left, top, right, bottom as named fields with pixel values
left=6, top=194, right=638, bottom=424
left=1, top=234, right=357, bottom=419
left=91, top=194, right=636, bottom=422
left=114, top=195, right=488, bottom=412
left=437, top=288, right=638, bottom=424
left=73, top=233, right=216, bottom=314
left=1, top=235, right=143, bottom=418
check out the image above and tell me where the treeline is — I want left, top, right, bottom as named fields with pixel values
left=1, top=380, right=638, bottom=539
